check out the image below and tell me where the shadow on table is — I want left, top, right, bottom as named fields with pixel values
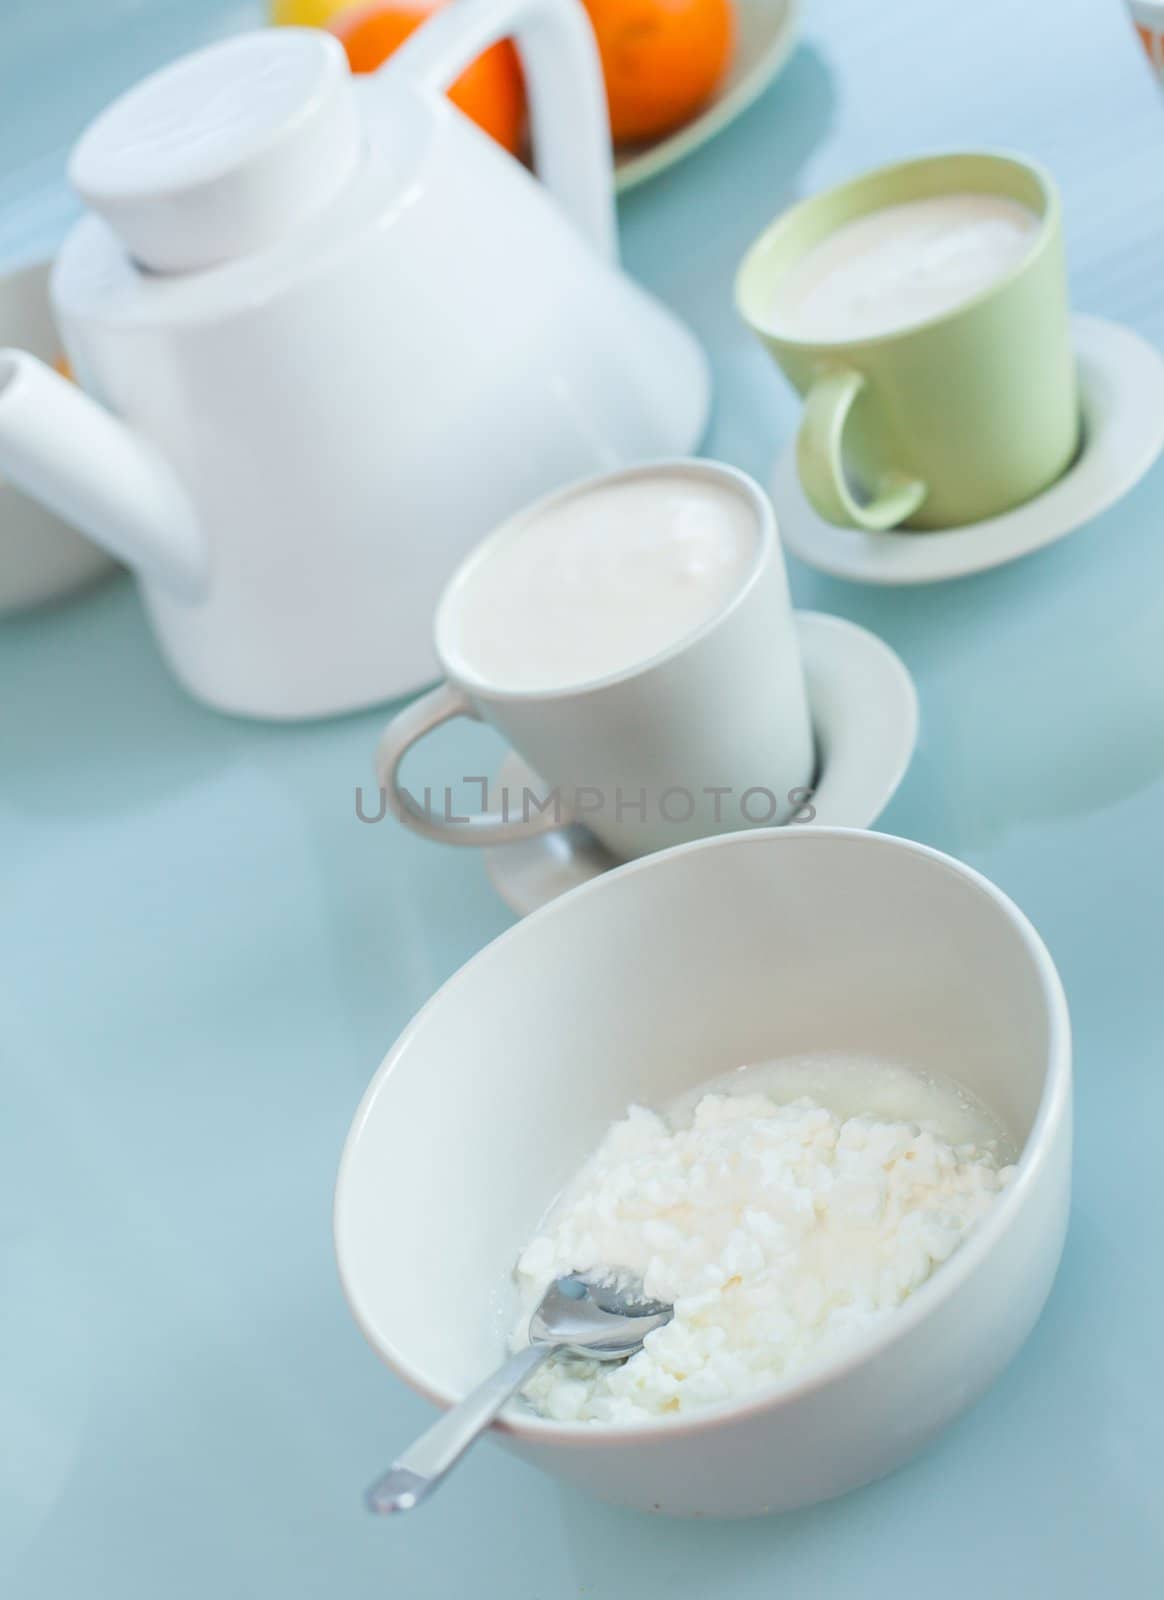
left=617, top=44, right=839, bottom=481
left=0, top=576, right=254, bottom=819
left=542, top=1189, right=1152, bottom=1598
left=548, top=1444, right=942, bottom=1598
left=0, top=571, right=510, bottom=1079
left=789, top=464, right=1164, bottom=855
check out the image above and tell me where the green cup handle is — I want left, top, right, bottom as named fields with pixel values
left=796, top=369, right=928, bottom=531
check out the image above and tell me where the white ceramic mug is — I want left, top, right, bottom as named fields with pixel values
left=374, top=461, right=815, bottom=861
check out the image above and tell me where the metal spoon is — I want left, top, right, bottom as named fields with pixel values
left=366, top=1271, right=673, bottom=1515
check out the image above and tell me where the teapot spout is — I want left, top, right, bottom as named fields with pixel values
left=0, top=349, right=205, bottom=600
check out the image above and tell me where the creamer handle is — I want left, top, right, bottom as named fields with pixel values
left=797, top=369, right=928, bottom=531
left=374, top=682, right=568, bottom=845
left=386, top=0, right=617, bottom=262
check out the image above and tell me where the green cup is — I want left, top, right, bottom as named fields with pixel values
left=735, top=152, right=1080, bottom=531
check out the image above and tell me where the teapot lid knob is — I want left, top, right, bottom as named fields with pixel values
left=68, top=29, right=360, bottom=274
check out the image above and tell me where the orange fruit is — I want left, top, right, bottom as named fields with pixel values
left=328, top=2, right=526, bottom=156
left=582, top=0, right=733, bottom=146
left=271, top=0, right=355, bottom=26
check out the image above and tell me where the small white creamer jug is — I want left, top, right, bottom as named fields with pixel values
left=0, top=0, right=709, bottom=717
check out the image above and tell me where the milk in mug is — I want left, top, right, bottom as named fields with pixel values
left=445, top=475, right=759, bottom=691
left=766, top=192, right=1042, bottom=342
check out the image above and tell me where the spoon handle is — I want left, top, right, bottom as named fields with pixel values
left=366, top=1343, right=552, bottom=1514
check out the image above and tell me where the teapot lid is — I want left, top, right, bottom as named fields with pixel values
left=68, top=29, right=360, bottom=274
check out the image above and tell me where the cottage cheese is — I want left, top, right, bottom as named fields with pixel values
left=512, top=1055, right=1014, bottom=1423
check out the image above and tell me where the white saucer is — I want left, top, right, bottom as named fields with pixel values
left=483, top=611, right=918, bottom=918
left=614, top=0, right=799, bottom=193
left=772, top=315, right=1164, bottom=585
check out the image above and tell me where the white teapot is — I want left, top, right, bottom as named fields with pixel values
left=0, top=0, right=708, bottom=717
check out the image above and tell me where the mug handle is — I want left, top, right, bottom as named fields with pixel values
left=797, top=369, right=928, bottom=531
left=384, top=0, right=617, bottom=264
left=375, top=682, right=565, bottom=846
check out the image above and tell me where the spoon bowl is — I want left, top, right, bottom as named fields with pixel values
left=529, top=1271, right=674, bottom=1359
left=366, top=1271, right=672, bottom=1514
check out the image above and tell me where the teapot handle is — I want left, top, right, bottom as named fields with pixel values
left=386, top=0, right=617, bottom=262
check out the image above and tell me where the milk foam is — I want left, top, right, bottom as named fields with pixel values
left=445, top=475, right=757, bottom=692
left=768, top=192, right=1041, bottom=342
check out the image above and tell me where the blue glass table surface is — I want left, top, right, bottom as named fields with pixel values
left=3, top=0, right=1164, bottom=1594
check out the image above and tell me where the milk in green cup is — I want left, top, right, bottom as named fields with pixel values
left=736, top=152, right=1079, bottom=531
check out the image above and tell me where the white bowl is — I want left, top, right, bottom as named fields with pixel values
left=335, top=828, right=1071, bottom=1518
left=0, top=259, right=114, bottom=614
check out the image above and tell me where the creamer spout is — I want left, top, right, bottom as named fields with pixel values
left=0, top=349, right=206, bottom=601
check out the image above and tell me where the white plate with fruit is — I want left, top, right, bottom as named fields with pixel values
left=276, top=0, right=799, bottom=193
left=613, top=0, right=799, bottom=192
